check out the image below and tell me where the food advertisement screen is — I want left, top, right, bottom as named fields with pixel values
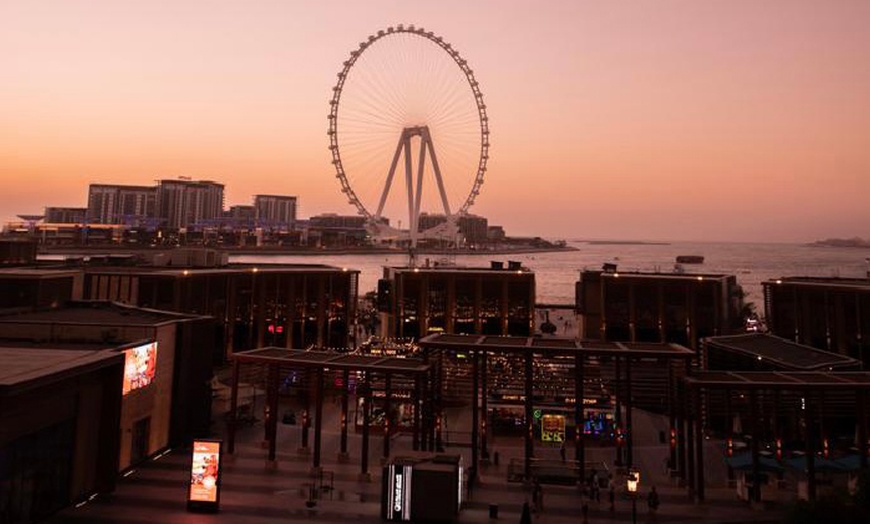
left=122, top=342, right=158, bottom=395
left=541, top=414, right=566, bottom=442
left=188, top=440, right=221, bottom=503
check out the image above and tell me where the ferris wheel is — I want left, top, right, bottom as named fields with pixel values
left=328, top=25, right=489, bottom=247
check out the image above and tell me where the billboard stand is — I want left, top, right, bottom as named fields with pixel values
left=187, top=439, right=223, bottom=512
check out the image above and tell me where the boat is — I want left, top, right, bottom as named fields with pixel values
left=676, top=255, right=704, bottom=264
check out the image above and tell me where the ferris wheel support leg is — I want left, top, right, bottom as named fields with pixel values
left=376, top=136, right=406, bottom=219
left=403, top=138, right=417, bottom=249
left=423, top=128, right=452, bottom=216
left=413, top=136, right=428, bottom=238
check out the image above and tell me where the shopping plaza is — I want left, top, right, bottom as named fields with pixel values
left=1, top=242, right=869, bottom=522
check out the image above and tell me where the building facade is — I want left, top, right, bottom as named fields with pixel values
left=576, top=269, right=745, bottom=351
left=156, top=179, right=224, bottom=230
left=44, top=207, right=87, bottom=224
left=254, top=194, right=297, bottom=229
left=87, top=184, right=156, bottom=225
left=380, top=264, right=535, bottom=339
left=0, top=301, right=215, bottom=470
left=763, top=276, right=870, bottom=368
left=0, top=340, right=124, bottom=522
left=82, top=263, right=359, bottom=356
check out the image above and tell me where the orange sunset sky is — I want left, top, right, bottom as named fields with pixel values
left=2, top=0, right=868, bottom=242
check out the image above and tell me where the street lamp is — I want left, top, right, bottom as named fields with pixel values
left=626, top=469, right=640, bottom=524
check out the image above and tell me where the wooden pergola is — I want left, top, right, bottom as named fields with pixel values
left=682, top=371, right=870, bottom=503
left=418, top=333, right=696, bottom=484
left=228, top=348, right=429, bottom=476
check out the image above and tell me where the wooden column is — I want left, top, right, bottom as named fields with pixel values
left=471, top=349, right=480, bottom=476
left=339, top=369, right=349, bottom=458
left=668, top=362, right=677, bottom=470
left=805, top=393, right=817, bottom=501
left=750, top=390, right=761, bottom=503
left=383, top=373, right=392, bottom=460
left=301, top=369, right=310, bottom=451
left=412, top=375, right=421, bottom=451
left=481, top=351, right=489, bottom=460
left=686, top=388, right=696, bottom=500
left=614, top=356, right=623, bottom=466
left=625, top=355, right=633, bottom=468
left=436, top=350, right=444, bottom=451
left=694, top=386, right=705, bottom=502
left=859, top=390, right=868, bottom=470
left=313, top=368, right=324, bottom=470
left=524, top=349, right=534, bottom=480
left=360, top=376, right=371, bottom=476
left=267, top=364, right=279, bottom=462
left=228, top=359, right=240, bottom=454
left=574, top=352, right=585, bottom=481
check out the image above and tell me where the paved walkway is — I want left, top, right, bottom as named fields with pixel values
left=49, top=390, right=786, bottom=523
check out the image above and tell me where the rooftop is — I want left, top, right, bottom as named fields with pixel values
left=233, top=347, right=429, bottom=374
left=587, top=269, right=732, bottom=282
left=0, top=301, right=203, bottom=326
left=764, top=276, right=870, bottom=290
left=0, top=342, right=124, bottom=392
left=703, top=333, right=860, bottom=371
left=419, top=333, right=695, bottom=358
left=81, top=263, right=358, bottom=277
left=0, top=267, right=81, bottom=278
left=684, top=370, right=870, bottom=390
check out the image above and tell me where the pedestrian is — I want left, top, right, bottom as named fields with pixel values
left=559, top=439, right=566, bottom=463
left=648, top=485, right=660, bottom=515
left=520, top=500, right=532, bottom=524
left=608, top=484, right=615, bottom=513
left=591, top=469, right=600, bottom=502
left=581, top=501, right=589, bottom=523
left=532, top=479, right=543, bottom=513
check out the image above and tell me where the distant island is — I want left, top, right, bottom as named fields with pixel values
left=809, top=237, right=870, bottom=248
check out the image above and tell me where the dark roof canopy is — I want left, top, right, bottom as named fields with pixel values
left=232, top=347, right=429, bottom=375
left=418, top=333, right=694, bottom=359
left=684, top=371, right=870, bottom=390
left=703, top=333, right=861, bottom=371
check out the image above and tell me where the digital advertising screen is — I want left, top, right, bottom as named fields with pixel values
left=187, top=439, right=222, bottom=511
left=541, top=414, right=566, bottom=442
left=122, top=341, right=158, bottom=395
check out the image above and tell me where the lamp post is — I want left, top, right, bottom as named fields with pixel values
left=626, top=469, right=640, bottom=524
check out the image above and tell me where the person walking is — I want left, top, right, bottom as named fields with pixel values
left=520, top=500, right=532, bottom=524
left=648, top=485, right=660, bottom=518
left=532, top=479, right=543, bottom=513
left=559, top=439, right=566, bottom=463
left=608, top=483, right=615, bottom=513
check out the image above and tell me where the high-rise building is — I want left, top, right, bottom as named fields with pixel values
left=417, top=213, right=488, bottom=243
left=44, top=207, right=87, bottom=224
left=87, top=184, right=156, bottom=225
left=458, top=214, right=488, bottom=244
left=253, top=195, right=297, bottom=228
left=156, top=179, right=224, bottom=230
